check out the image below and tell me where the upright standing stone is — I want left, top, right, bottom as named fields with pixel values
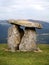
left=19, top=27, right=37, bottom=51
left=8, top=25, right=21, bottom=52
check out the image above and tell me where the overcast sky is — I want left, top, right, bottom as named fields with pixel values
left=0, top=0, right=49, bottom=22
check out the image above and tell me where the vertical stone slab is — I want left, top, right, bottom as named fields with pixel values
left=8, top=25, right=21, bottom=52
left=19, top=27, right=37, bottom=51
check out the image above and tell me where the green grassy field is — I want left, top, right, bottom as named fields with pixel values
left=0, top=44, right=49, bottom=65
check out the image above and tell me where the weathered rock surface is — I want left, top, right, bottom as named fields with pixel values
left=7, top=20, right=43, bottom=52
left=19, top=27, right=37, bottom=51
left=8, top=25, right=21, bottom=52
left=8, top=20, right=42, bottom=29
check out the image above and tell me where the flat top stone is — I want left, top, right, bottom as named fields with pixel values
left=8, top=20, right=42, bottom=29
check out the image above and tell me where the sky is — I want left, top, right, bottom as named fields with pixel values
left=0, top=0, right=49, bottom=22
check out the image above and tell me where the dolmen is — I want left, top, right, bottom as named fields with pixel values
left=7, top=20, right=42, bottom=52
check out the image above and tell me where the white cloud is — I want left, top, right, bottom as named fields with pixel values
left=33, top=5, right=44, bottom=10
left=0, top=0, right=49, bottom=22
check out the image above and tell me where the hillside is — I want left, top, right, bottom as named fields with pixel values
left=0, top=20, right=49, bottom=43
left=0, top=20, right=11, bottom=43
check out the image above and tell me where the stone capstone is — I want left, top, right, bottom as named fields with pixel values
left=8, top=20, right=42, bottom=29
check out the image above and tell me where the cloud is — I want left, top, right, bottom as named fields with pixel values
left=0, top=0, right=49, bottom=22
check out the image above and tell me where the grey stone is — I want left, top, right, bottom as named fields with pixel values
left=8, top=20, right=42, bottom=29
left=7, top=19, right=43, bottom=52
left=19, top=27, right=37, bottom=51
left=8, top=25, right=21, bottom=52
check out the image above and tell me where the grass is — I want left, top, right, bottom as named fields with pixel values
left=0, top=44, right=49, bottom=65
